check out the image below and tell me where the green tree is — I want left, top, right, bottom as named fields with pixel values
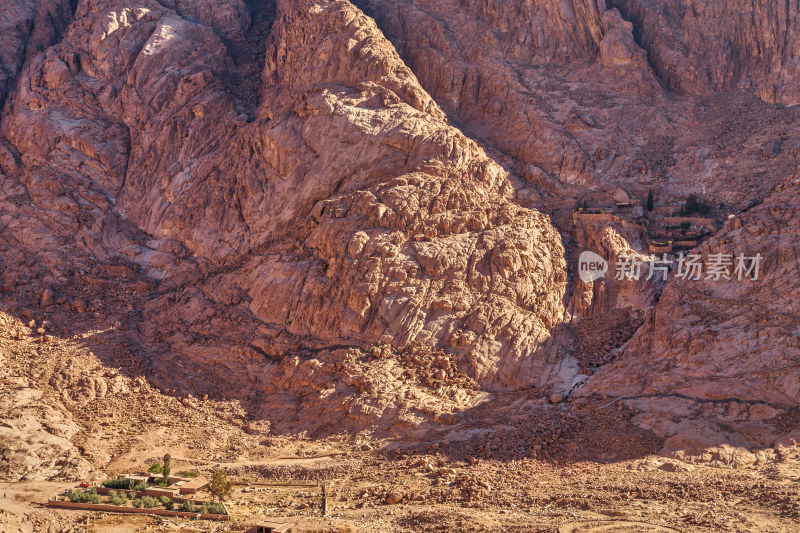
left=161, top=453, right=171, bottom=486
left=207, top=468, right=233, bottom=502
left=148, top=463, right=163, bottom=474
left=681, top=194, right=710, bottom=216
left=103, top=478, right=136, bottom=490
left=646, top=190, right=654, bottom=211
left=68, top=488, right=101, bottom=504
left=201, top=501, right=227, bottom=515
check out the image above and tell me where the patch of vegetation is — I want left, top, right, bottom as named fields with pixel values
left=161, top=454, right=171, bottom=487
left=148, top=463, right=163, bottom=474
left=67, top=488, right=101, bottom=504
left=177, top=469, right=200, bottom=478
left=181, top=500, right=196, bottom=512
left=102, top=478, right=136, bottom=490
left=132, top=498, right=143, bottom=508
left=108, top=490, right=127, bottom=506
left=201, top=502, right=227, bottom=515
left=140, top=496, right=159, bottom=509
left=159, top=495, right=174, bottom=510
left=208, top=468, right=233, bottom=502
left=679, top=194, right=711, bottom=216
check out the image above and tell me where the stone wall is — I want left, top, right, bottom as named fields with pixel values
left=47, top=500, right=228, bottom=520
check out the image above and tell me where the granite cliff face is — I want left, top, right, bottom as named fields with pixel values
left=608, top=0, right=800, bottom=104
left=1, top=0, right=800, bottom=482
left=1, top=0, right=570, bottom=442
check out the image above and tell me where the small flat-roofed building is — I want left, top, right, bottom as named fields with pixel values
left=175, top=476, right=208, bottom=495
left=254, top=520, right=290, bottom=533
left=649, top=241, right=672, bottom=254
left=121, top=474, right=150, bottom=484
left=143, top=487, right=178, bottom=498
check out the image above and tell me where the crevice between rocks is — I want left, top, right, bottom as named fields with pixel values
left=223, top=0, right=277, bottom=121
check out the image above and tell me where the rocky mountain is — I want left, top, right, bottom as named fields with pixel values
left=1, top=0, right=800, bottom=489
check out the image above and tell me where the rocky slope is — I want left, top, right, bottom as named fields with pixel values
left=1, top=0, right=800, bottom=486
left=583, top=174, right=800, bottom=455
left=1, top=0, right=571, bottom=442
left=608, top=0, right=800, bottom=104
left=357, top=0, right=800, bottom=211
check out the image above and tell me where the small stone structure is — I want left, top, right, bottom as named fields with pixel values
left=144, top=487, right=178, bottom=498
left=254, top=519, right=290, bottom=533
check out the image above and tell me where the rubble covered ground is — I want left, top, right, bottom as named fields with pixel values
left=1, top=312, right=799, bottom=532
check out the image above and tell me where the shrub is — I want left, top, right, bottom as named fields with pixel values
left=159, top=496, right=174, bottom=510
left=148, top=463, right=163, bottom=474
left=178, top=470, right=200, bottom=478
left=102, top=478, right=135, bottom=490
left=126, top=491, right=135, bottom=499
left=181, top=500, right=196, bottom=512
left=140, top=496, right=159, bottom=509
left=201, top=502, right=227, bottom=515
left=67, top=488, right=101, bottom=504
left=132, top=482, right=148, bottom=492
left=108, top=490, right=127, bottom=506
left=132, top=498, right=143, bottom=508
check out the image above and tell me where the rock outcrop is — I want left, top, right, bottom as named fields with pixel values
left=1, top=0, right=800, bottom=470
left=608, top=0, right=800, bottom=105
left=587, top=175, right=800, bottom=407
left=1, top=0, right=571, bottom=428
left=0, top=0, right=75, bottom=110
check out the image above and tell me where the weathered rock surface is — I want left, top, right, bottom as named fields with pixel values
left=1, top=0, right=569, bottom=440
left=608, top=0, right=800, bottom=104
left=0, top=314, right=97, bottom=481
left=0, top=0, right=75, bottom=110
left=358, top=0, right=800, bottom=211
left=1, top=0, right=800, bottom=477
left=587, top=175, right=800, bottom=407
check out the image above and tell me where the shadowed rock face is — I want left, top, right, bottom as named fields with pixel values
left=0, top=0, right=76, bottom=110
left=586, top=174, right=800, bottom=406
left=1, top=0, right=799, bottom=450
left=607, top=0, right=800, bottom=104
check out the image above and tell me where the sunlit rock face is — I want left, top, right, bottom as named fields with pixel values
left=1, top=0, right=799, bottom=444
